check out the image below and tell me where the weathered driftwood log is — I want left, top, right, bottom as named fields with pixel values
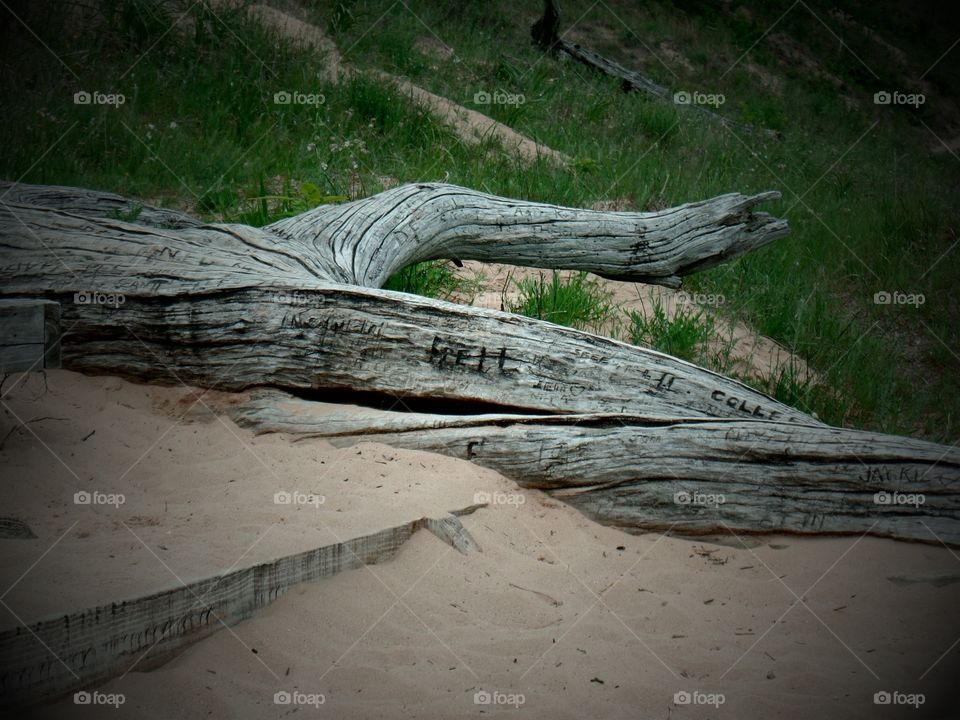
left=5, top=180, right=958, bottom=547
left=0, top=182, right=806, bottom=422
left=265, top=183, right=788, bottom=287
left=233, top=390, right=960, bottom=546
left=2, top=181, right=790, bottom=288
left=0, top=506, right=482, bottom=706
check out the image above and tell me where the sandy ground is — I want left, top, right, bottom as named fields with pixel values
left=1, top=370, right=958, bottom=719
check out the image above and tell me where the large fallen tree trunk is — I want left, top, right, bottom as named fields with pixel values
left=233, top=391, right=960, bottom=545
left=2, top=180, right=958, bottom=546
left=0, top=182, right=804, bottom=421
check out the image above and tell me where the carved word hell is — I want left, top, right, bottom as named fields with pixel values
left=429, top=336, right=519, bottom=375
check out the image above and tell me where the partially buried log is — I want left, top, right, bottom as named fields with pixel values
left=232, top=390, right=960, bottom=546
left=1, top=180, right=958, bottom=545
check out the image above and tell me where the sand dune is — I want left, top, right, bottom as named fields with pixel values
left=1, top=371, right=958, bottom=719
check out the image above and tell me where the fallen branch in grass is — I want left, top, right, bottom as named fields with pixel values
left=531, top=0, right=779, bottom=137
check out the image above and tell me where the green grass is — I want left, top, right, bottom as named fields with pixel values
left=383, top=261, right=465, bottom=299
left=507, top=271, right=615, bottom=331
left=627, top=297, right=716, bottom=365
left=1, top=0, right=957, bottom=440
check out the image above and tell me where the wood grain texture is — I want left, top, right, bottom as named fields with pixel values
left=0, top=182, right=201, bottom=229
left=0, top=194, right=809, bottom=422
left=233, top=390, right=960, bottom=546
left=2, top=180, right=789, bottom=289
left=266, top=183, right=789, bottom=288
left=46, top=287, right=811, bottom=422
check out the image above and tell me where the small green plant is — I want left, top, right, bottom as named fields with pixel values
left=197, top=188, right=238, bottom=215
left=229, top=179, right=348, bottom=226
left=627, top=296, right=715, bottom=364
left=755, top=360, right=816, bottom=409
left=299, top=182, right=349, bottom=207
left=384, top=261, right=463, bottom=299
left=109, top=205, right=143, bottom=223
left=508, top=271, right=614, bottom=330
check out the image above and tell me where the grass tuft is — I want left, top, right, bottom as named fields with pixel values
left=627, top=297, right=715, bottom=365
left=507, top=271, right=614, bottom=331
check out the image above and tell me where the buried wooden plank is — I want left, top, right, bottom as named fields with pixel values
left=231, top=391, right=960, bottom=546
left=0, top=299, right=60, bottom=373
left=0, top=507, right=481, bottom=706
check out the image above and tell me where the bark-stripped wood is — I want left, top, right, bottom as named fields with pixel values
left=0, top=507, right=481, bottom=706
left=0, top=185, right=807, bottom=422
left=3, top=179, right=956, bottom=551
left=232, top=390, right=960, bottom=546
left=3, top=181, right=789, bottom=288
left=0, top=182, right=201, bottom=229
left=265, top=184, right=788, bottom=288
